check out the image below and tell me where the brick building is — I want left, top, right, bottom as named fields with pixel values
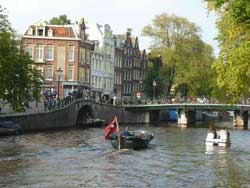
left=21, top=19, right=94, bottom=98
left=114, top=28, right=147, bottom=101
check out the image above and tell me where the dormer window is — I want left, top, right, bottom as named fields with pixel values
left=28, top=27, right=33, bottom=35
left=38, top=29, right=43, bottom=36
left=48, top=29, right=53, bottom=37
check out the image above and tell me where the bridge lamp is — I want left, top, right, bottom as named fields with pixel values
left=56, top=68, right=63, bottom=98
left=139, top=80, right=143, bottom=93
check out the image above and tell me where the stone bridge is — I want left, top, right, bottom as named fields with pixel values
left=0, top=99, right=149, bottom=132
left=124, top=103, right=250, bottom=129
left=1, top=101, right=249, bottom=132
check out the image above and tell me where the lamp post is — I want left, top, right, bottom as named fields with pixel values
left=56, top=68, right=63, bottom=98
left=153, top=80, right=157, bottom=103
left=139, top=80, right=143, bottom=93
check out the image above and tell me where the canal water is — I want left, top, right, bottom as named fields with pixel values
left=1, top=123, right=250, bottom=188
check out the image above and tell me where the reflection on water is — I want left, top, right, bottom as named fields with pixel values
left=0, top=125, right=250, bottom=188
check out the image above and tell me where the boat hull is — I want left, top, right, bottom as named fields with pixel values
left=109, top=130, right=154, bottom=150
left=110, top=137, right=152, bottom=150
left=205, top=138, right=231, bottom=147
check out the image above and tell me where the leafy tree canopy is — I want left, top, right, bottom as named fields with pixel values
left=0, top=5, right=42, bottom=111
left=206, top=0, right=250, bottom=103
left=142, top=13, right=215, bottom=100
left=49, top=14, right=71, bottom=25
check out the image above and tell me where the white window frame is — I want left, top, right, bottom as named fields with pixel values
left=46, top=45, right=54, bottom=61
left=26, top=46, right=34, bottom=59
left=44, top=66, right=53, bottom=81
left=28, top=27, right=33, bottom=35
left=36, top=45, right=44, bottom=63
left=68, top=66, right=74, bottom=81
left=68, top=46, right=75, bottom=62
left=48, top=29, right=53, bottom=37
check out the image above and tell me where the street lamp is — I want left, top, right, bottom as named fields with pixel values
left=139, top=80, right=143, bottom=93
left=56, top=68, right=63, bottom=98
left=153, top=80, right=157, bottom=102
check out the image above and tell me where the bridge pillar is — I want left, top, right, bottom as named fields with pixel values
left=177, top=109, right=196, bottom=127
left=233, top=110, right=248, bottom=129
left=144, top=111, right=150, bottom=123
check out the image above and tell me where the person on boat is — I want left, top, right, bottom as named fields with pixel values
left=219, top=127, right=230, bottom=139
left=121, top=127, right=134, bottom=137
left=208, top=125, right=217, bottom=139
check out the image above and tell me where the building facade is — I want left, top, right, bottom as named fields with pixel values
left=87, top=24, right=115, bottom=101
left=114, top=46, right=124, bottom=99
left=21, top=19, right=94, bottom=98
left=114, top=29, right=147, bottom=101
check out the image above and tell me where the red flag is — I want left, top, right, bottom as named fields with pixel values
left=105, top=116, right=119, bottom=140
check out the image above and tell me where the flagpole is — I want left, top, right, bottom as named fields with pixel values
left=115, top=116, right=121, bottom=150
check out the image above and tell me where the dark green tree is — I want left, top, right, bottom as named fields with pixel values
left=0, top=5, right=42, bottom=111
left=143, top=55, right=162, bottom=99
left=49, top=14, right=71, bottom=25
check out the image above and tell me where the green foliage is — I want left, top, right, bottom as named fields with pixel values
left=142, top=13, right=215, bottom=99
left=143, top=57, right=161, bottom=98
left=207, top=0, right=250, bottom=103
left=206, top=0, right=250, bottom=25
left=0, top=5, right=11, bottom=32
left=0, top=5, right=42, bottom=111
left=49, top=14, right=71, bottom=25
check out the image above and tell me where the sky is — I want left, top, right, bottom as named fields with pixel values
left=1, top=0, right=219, bottom=55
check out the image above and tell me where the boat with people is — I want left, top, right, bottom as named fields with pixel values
left=104, top=116, right=154, bottom=150
left=110, top=129, right=154, bottom=150
left=205, top=126, right=231, bottom=147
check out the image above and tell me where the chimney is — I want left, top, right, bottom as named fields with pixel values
left=127, top=28, right=132, bottom=38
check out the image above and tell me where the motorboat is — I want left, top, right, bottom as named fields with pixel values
left=205, top=132, right=231, bottom=147
left=0, top=121, right=23, bottom=136
left=109, top=130, right=154, bottom=150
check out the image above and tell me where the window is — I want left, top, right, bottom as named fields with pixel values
left=80, top=48, right=85, bottom=65
left=48, top=29, right=53, bottom=37
left=36, top=45, right=44, bottom=62
left=26, top=46, right=34, bottom=59
left=46, top=46, right=54, bottom=61
left=79, top=67, right=85, bottom=82
left=28, top=28, right=33, bottom=35
left=44, top=66, right=53, bottom=80
left=68, top=46, right=74, bottom=62
left=86, top=69, right=90, bottom=83
left=68, top=66, right=74, bottom=81
left=38, top=29, right=43, bottom=36
left=86, top=51, right=90, bottom=64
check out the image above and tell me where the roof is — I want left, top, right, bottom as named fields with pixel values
left=23, top=20, right=81, bottom=39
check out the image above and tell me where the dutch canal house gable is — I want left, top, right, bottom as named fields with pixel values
left=86, top=23, right=115, bottom=102
left=114, top=28, right=147, bottom=101
left=21, top=19, right=94, bottom=98
left=113, top=37, right=124, bottom=100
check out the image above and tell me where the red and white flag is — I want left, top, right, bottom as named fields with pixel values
left=104, top=116, right=119, bottom=140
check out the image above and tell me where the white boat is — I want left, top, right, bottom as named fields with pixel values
left=205, top=132, right=231, bottom=147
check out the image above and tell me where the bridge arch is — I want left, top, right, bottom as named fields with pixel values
left=76, top=105, right=96, bottom=126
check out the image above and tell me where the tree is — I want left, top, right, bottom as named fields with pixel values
left=206, top=0, right=250, bottom=103
left=143, top=55, right=162, bottom=98
left=0, top=5, right=11, bottom=32
left=142, top=13, right=215, bottom=99
left=206, top=0, right=250, bottom=25
left=0, top=5, right=42, bottom=111
left=49, top=14, right=71, bottom=25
